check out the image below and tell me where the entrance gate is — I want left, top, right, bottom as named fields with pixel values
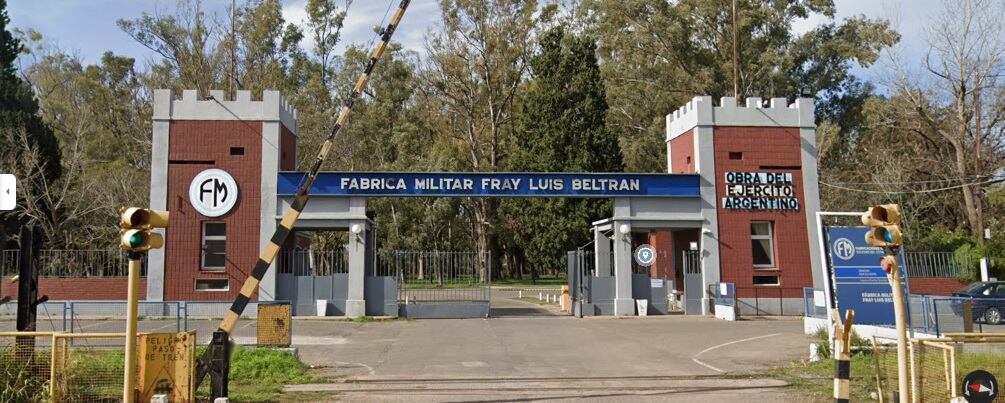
left=382, top=251, right=491, bottom=319
left=682, top=250, right=703, bottom=315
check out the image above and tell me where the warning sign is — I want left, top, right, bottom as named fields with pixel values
left=137, top=332, right=195, bottom=402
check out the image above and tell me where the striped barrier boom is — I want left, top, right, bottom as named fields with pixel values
left=194, top=0, right=412, bottom=387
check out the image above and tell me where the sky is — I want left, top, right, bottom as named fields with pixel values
left=7, top=0, right=938, bottom=85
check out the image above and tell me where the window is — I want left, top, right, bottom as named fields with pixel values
left=729, top=152, right=743, bottom=160
left=753, top=275, right=780, bottom=286
left=195, top=278, right=229, bottom=291
left=230, top=147, right=244, bottom=156
left=201, top=222, right=226, bottom=271
left=751, top=222, right=775, bottom=268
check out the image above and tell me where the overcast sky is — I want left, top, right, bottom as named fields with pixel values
left=8, top=0, right=936, bottom=86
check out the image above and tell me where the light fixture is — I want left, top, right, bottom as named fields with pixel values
left=618, top=224, right=630, bottom=235
left=350, top=224, right=363, bottom=235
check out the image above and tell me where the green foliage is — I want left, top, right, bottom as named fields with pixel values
left=506, top=27, right=622, bottom=272
left=0, top=349, right=51, bottom=402
left=0, top=0, right=62, bottom=248
left=579, top=0, right=898, bottom=171
left=197, top=346, right=320, bottom=402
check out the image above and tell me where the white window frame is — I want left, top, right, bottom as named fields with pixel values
left=194, top=278, right=229, bottom=292
left=201, top=221, right=227, bottom=272
left=751, top=221, right=776, bottom=269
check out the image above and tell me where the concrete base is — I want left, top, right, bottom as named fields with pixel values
left=345, top=299, right=366, bottom=318
left=701, top=297, right=712, bottom=315
left=401, top=302, right=490, bottom=319
left=613, top=298, right=636, bottom=316
left=802, top=316, right=937, bottom=339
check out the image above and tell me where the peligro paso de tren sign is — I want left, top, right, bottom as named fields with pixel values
left=721, top=171, right=800, bottom=210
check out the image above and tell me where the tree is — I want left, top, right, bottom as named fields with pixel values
left=884, top=0, right=1005, bottom=244
left=505, top=27, right=622, bottom=278
left=579, top=0, right=898, bottom=171
left=0, top=0, right=61, bottom=248
left=421, top=0, right=545, bottom=280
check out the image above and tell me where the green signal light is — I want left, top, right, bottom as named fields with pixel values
left=129, top=233, right=144, bottom=248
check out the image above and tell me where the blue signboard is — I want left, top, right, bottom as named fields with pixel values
left=277, top=172, right=700, bottom=198
left=826, top=226, right=911, bottom=325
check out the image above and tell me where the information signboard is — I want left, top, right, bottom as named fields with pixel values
left=277, top=172, right=699, bottom=198
left=825, top=226, right=910, bottom=325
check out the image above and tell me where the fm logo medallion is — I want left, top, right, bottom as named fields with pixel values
left=189, top=169, right=238, bottom=217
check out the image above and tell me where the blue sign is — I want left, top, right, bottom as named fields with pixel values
left=635, top=244, right=656, bottom=267
left=826, top=226, right=910, bottom=325
left=277, top=172, right=700, bottom=198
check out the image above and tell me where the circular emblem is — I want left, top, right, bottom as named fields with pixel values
left=833, top=238, right=856, bottom=261
left=635, top=244, right=656, bottom=267
left=962, top=370, right=998, bottom=403
left=189, top=169, right=238, bottom=217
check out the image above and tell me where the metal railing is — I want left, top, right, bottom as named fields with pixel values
left=908, top=294, right=1004, bottom=336
left=277, top=249, right=348, bottom=276
left=380, top=251, right=491, bottom=303
left=1, top=249, right=145, bottom=277
left=902, top=251, right=978, bottom=278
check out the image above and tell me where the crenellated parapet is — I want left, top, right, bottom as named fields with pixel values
left=666, top=96, right=814, bottom=141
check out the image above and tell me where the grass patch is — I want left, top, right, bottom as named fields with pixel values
left=513, top=296, right=558, bottom=306
left=761, top=351, right=878, bottom=401
left=196, top=345, right=325, bottom=402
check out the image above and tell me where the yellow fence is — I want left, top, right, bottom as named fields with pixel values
left=874, top=334, right=1005, bottom=403
left=1, top=332, right=128, bottom=403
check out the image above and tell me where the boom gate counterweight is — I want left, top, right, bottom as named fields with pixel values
left=193, top=0, right=413, bottom=391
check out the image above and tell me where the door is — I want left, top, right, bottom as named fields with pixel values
left=682, top=250, right=703, bottom=315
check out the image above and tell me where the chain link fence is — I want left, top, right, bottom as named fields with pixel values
left=0, top=332, right=53, bottom=402
left=873, top=335, right=1005, bottom=402
left=51, top=332, right=127, bottom=403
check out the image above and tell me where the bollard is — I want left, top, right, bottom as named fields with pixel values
left=539, top=292, right=542, bottom=301
left=519, top=290, right=522, bottom=298
left=833, top=309, right=855, bottom=403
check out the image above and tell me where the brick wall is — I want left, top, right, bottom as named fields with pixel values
left=909, top=277, right=968, bottom=296
left=164, top=120, right=263, bottom=301
left=280, top=126, right=297, bottom=171
left=2, top=278, right=143, bottom=300
left=713, top=126, right=812, bottom=298
left=669, top=130, right=695, bottom=173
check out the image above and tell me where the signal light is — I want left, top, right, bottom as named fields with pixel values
left=119, top=207, right=169, bottom=252
left=861, top=204, right=903, bottom=248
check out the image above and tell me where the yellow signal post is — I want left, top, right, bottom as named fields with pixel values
left=861, top=204, right=908, bottom=403
left=119, top=207, right=169, bottom=403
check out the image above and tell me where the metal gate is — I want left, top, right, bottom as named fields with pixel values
left=275, top=249, right=349, bottom=316
left=682, top=250, right=703, bottom=315
left=383, top=251, right=491, bottom=319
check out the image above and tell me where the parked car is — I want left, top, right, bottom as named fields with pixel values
left=952, top=281, right=1005, bottom=325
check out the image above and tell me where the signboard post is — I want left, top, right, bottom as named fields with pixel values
left=137, top=332, right=195, bottom=402
left=824, top=226, right=910, bottom=325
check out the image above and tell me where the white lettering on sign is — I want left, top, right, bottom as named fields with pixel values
left=721, top=171, right=799, bottom=211
left=189, top=169, right=239, bottom=217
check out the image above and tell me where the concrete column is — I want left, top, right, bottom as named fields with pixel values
left=612, top=221, right=635, bottom=316
left=693, top=116, right=720, bottom=316
left=594, top=227, right=611, bottom=276
left=345, top=220, right=368, bottom=318
left=146, top=90, right=171, bottom=302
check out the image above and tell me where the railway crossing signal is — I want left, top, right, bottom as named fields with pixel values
left=861, top=204, right=902, bottom=248
left=862, top=203, right=908, bottom=403
left=118, top=206, right=169, bottom=403
left=118, top=207, right=169, bottom=252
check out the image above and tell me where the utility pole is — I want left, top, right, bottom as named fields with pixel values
left=732, top=0, right=739, bottom=97
left=229, top=0, right=237, bottom=100
left=974, top=79, right=985, bottom=245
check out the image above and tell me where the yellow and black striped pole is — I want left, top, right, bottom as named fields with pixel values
left=833, top=308, right=855, bottom=403
left=194, top=0, right=412, bottom=387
